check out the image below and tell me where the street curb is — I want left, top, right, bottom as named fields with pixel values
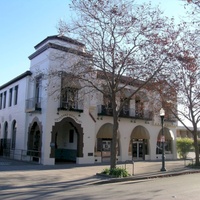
left=93, top=169, right=200, bottom=185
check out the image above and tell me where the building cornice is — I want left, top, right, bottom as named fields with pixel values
left=34, top=35, right=85, bottom=49
left=29, top=43, right=92, bottom=60
left=0, top=71, right=32, bottom=90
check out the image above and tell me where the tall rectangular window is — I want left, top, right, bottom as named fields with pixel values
left=35, top=77, right=42, bottom=107
left=9, top=88, right=13, bottom=107
left=3, top=91, right=7, bottom=108
left=14, top=85, right=18, bottom=105
left=61, top=87, right=78, bottom=109
left=0, top=93, right=2, bottom=110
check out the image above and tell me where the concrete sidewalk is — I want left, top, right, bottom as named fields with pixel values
left=95, top=159, right=200, bottom=184
left=0, top=157, right=199, bottom=186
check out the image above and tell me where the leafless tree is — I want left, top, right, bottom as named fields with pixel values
left=56, top=0, right=180, bottom=169
left=158, top=25, right=200, bottom=165
left=182, top=0, right=200, bottom=26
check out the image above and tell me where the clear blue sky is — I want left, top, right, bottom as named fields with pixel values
left=0, top=0, right=187, bottom=86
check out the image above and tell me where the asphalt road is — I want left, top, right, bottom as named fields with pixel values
left=1, top=172, right=200, bottom=199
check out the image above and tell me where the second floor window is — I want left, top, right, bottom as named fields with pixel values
left=9, top=88, right=13, bottom=107
left=0, top=93, right=2, bottom=109
left=103, top=94, right=112, bottom=108
left=121, top=98, right=130, bottom=109
left=101, top=94, right=113, bottom=115
left=35, top=77, right=42, bottom=104
left=120, top=98, right=130, bottom=115
left=61, top=87, right=78, bottom=109
left=3, top=91, right=7, bottom=108
left=135, top=96, right=144, bottom=117
left=14, top=85, right=18, bottom=105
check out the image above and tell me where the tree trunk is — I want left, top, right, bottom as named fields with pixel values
left=193, top=131, right=199, bottom=165
left=110, top=98, right=119, bottom=169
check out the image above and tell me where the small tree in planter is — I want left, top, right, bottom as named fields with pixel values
left=101, top=167, right=130, bottom=178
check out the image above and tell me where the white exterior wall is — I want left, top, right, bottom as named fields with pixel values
left=0, top=76, right=30, bottom=150
left=93, top=117, right=177, bottom=163
left=0, top=35, right=178, bottom=165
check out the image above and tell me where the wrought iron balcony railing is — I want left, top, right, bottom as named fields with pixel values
left=58, top=100, right=83, bottom=112
left=97, top=105, right=153, bottom=120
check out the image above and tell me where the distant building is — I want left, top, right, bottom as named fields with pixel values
left=0, top=35, right=177, bottom=165
left=176, top=126, right=200, bottom=139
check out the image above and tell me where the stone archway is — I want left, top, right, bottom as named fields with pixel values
left=50, top=117, right=83, bottom=163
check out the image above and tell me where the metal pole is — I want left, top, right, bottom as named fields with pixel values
left=160, top=115, right=166, bottom=171
left=132, top=161, right=134, bottom=176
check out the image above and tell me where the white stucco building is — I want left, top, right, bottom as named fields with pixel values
left=0, top=35, right=177, bottom=165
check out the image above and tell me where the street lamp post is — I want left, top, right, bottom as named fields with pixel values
left=160, top=108, right=166, bottom=171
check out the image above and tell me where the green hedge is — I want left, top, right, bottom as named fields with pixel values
left=176, top=138, right=193, bottom=159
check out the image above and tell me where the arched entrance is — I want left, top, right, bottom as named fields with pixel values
left=11, top=120, right=17, bottom=149
left=0, top=124, right=2, bottom=155
left=95, top=123, right=120, bottom=163
left=28, top=122, right=41, bottom=151
left=50, top=117, right=83, bottom=164
left=129, top=126, right=150, bottom=160
left=156, top=127, right=174, bottom=155
left=4, top=121, right=8, bottom=140
left=3, top=121, right=11, bottom=149
left=1, top=121, right=11, bottom=156
left=27, top=119, right=42, bottom=162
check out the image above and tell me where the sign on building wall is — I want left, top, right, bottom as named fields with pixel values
left=102, top=140, right=111, bottom=151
